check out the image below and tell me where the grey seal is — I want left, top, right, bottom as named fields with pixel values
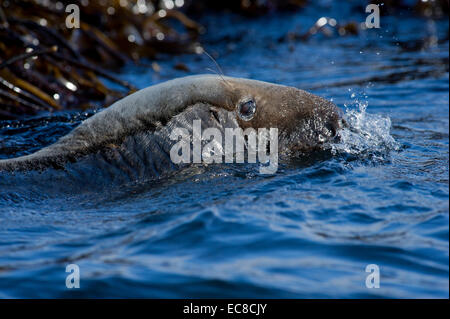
left=0, top=75, right=341, bottom=179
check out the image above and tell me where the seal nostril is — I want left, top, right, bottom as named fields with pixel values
left=325, top=121, right=337, bottom=137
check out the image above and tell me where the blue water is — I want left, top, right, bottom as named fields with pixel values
left=0, top=2, right=448, bottom=298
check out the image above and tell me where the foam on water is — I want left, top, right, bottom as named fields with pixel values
left=331, top=93, right=400, bottom=160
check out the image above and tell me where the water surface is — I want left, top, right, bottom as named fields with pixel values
left=0, top=2, right=448, bottom=298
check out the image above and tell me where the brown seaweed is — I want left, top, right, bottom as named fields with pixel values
left=0, top=0, right=204, bottom=119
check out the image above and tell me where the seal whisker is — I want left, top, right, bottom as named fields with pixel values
left=201, top=48, right=232, bottom=89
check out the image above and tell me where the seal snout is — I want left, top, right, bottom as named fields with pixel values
left=276, top=88, right=342, bottom=154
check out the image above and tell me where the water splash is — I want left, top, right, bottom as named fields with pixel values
left=331, top=91, right=400, bottom=160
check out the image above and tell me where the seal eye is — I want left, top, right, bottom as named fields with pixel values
left=237, top=98, right=256, bottom=121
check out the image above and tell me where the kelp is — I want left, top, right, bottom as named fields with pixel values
left=0, top=0, right=203, bottom=119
